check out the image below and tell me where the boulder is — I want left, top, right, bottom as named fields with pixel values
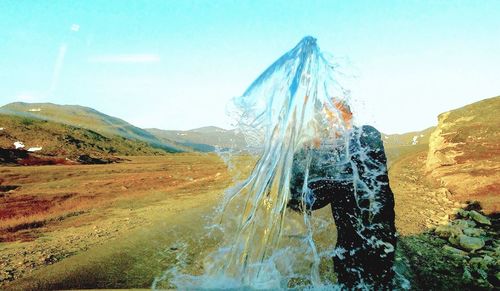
left=459, top=234, right=485, bottom=251
left=468, top=210, right=491, bottom=225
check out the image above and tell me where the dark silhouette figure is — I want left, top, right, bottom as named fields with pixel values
left=288, top=125, right=396, bottom=289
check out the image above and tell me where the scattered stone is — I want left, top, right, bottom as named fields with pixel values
left=462, top=266, right=473, bottom=282
left=469, top=255, right=494, bottom=270
left=449, top=235, right=460, bottom=246
left=452, top=219, right=476, bottom=231
left=443, top=245, right=468, bottom=256
left=459, top=234, right=485, bottom=251
left=457, top=209, right=470, bottom=218
left=468, top=210, right=491, bottom=226
left=463, top=228, right=485, bottom=237
left=435, top=224, right=462, bottom=238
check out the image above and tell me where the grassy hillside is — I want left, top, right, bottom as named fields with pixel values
left=0, top=114, right=166, bottom=161
left=147, top=126, right=247, bottom=152
left=0, top=102, right=181, bottom=153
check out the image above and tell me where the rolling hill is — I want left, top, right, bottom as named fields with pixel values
left=0, top=102, right=181, bottom=153
left=0, top=114, right=166, bottom=164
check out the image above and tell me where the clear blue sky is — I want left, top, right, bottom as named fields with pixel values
left=1, top=0, right=499, bottom=133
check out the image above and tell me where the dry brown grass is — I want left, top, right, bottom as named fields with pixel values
left=0, top=153, right=252, bottom=242
left=0, top=195, right=101, bottom=241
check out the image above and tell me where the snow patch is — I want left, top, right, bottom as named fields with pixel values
left=412, top=136, right=419, bottom=145
left=0, top=127, right=4, bottom=131
left=14, top=141, right=25, bottom=149
left=28, top=108, right=42, bottom=112
left=28, top=147, right=43, bottom=152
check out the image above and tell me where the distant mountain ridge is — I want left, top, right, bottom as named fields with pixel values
left=146, top=126, right=247, bottom=152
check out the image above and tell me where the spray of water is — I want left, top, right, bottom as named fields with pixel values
left=154, top=36, right=407, bottom=289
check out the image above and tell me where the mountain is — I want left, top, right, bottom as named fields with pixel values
left=426, top=96, right=499, bottom=213
left=146, top=126, right=247, bottom=152
left=0, top=114, right=165, bottom=164
left=0, top=102, right=181, bottom=153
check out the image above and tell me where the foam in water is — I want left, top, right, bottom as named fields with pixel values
left=154, top=36, right=408, bottom=290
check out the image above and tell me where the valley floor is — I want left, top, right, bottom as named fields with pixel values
left=0, top=153, right=497, bottom=289
left=0, top=154, right=239, bottom=289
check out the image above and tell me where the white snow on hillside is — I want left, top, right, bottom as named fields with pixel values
left=14, top=141, right=25, bottom=149
left=28, top=147, right=43, bottom=152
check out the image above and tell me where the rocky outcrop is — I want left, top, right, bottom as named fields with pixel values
left=426, top=112, right=467, bottom=170
left=425, top=96, right=500, bottom=214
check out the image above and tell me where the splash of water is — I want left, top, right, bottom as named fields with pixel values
left=155, top=36, right=407, bottom=289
